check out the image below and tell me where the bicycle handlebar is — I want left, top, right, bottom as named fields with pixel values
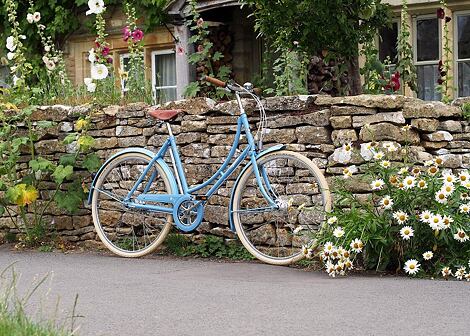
left=201, top=75, right=227, bottom=88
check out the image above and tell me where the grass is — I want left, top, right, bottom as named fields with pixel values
left=0, top=265, right=79, bottom=336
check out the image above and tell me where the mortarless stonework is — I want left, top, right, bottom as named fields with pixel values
left=0, top=94, right=469, bottom=247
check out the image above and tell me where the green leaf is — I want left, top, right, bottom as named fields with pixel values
left=63, top=133, right=78, bottom=145
left=77, top=135, right=95, bottom=152
left=54, top=180, right=86, bottom=214
left=184, top=82, right=201, bottom=98
left=82, top=153, right=101, bottom=173
left=212, top=51, right=223, bottom=61
left=52, top=165, right=74, bottom=184
left=59, top=154, right=77, bottom=167
left=29, top=157, right=55, bottom=172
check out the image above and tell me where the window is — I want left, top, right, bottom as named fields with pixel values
left=151, top=50, right=177, bottom=103
left=414, top=17, right=441, bottom=101
left=455, top=12, right=470, bottom=97
left=120, top=53, right=130, bottom=92
left=379, top=21, right=399, bottom=64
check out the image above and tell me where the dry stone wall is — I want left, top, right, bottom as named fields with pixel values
left=0, top=94, right=469, bottom=246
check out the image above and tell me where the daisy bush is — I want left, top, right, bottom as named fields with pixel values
left=316, top=128, right=470, bottom=280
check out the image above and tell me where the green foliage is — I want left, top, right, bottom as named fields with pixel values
left=317, top=141, right=470, bottom=279
left=54, top=180, right=86, bottom=214
left=184, top=0, right=231, bottom=100
left=395, top=0, right=417, bottom=93
left=462, top=103, right=470, bottom=120
left=242, top=0, right=391, bottom=95
left=82, top=153, right=101, bottom=173
left=165, top=233, right=254, bottom=260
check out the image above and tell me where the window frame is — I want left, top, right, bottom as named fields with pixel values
left=413, top=14, right=442, bottom=66
left=119, top=53, right=131, bottom=72
left=453, top=10, right=470, bottom=97
left=151, top=49, right=177, bottom=92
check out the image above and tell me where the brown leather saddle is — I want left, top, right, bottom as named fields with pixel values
left=148, top=108, right=184, bottom=121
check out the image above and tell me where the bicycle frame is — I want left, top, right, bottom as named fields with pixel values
left=91, top=93, right=279, bottom=226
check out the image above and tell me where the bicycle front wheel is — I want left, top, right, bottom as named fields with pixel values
left=91, top=152, right=173, bottom=257
left=231, top=150, right=331, bottom=265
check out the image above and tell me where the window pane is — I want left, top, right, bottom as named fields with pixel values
left=458, top=61, right=470, bottom=97
left=417, top=64, right=441, bottom=101
left=155, top=88, right=177, bottom=103
left=121, top=56, right=130, bottom=72
left=458, top=15, right=470, bottom=60
left=379, top=22, right=398, bottom=63
left=154, top=53, right=176, bottom=87
left=417, top=18, right=439, bottom=61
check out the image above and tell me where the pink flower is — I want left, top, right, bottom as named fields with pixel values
left=197, top=45, right=204, bottom=53
left=102, top=46, right=110, bottom=56
left=196, top=18, right=204, bottom=27
left=123, top=26, right=131, bottom=41
left=132, top=29, right=144, bottom=42
left=177, top=45, right=185, bottom=55
left=106, top=57, right=113, bottom=64
left=437, top=8, right=445, bottom=19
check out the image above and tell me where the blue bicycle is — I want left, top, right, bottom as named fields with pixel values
left=88, top=76, right=331, bottom=265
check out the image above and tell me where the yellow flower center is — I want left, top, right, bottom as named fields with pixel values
left=459, top=232, right=466, bottom=238
left=439, top=194, right=445, bottom=200
left=409, top=264, right=415, bottom=270
left=404, top=229, right=410, bottom=235
left=399, top=215, right=406, bottom=221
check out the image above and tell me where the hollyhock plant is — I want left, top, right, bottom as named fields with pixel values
left=131, top=29, right=144, bottom=42
left=437, top=8, right=445, bottom=19
left=123, top=26, right=131, bottom=41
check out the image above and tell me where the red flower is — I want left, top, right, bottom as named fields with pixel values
left=132, top=29, right=144, bottom=42
left=102, top=46, right=110, bottom=56
left=196, top=18, right=204, bottom=28
left=437, top=8, right=445, bottom=19
left=197, top=44, right=204, bottom=52
left=123, top=26, right=131, bottom=42
left=95, top=41, right=101, bottom=48
left=445, top=16, right=452, bottom=23
left=106, top=57, right=113, bottom=64
left=438, top=78, right=444, bottom=85
left=176, top=45, right=185, bottom=55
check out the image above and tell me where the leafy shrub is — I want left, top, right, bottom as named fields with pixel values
left=315, top=137, right=470, bottom=279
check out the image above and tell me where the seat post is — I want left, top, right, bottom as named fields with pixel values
left=165, top=122, right=174, bottom=137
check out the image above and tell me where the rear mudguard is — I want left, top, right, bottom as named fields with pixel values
left=87, top=147, right=178, bottom=205
left=228, top=144, right=286, bottom=232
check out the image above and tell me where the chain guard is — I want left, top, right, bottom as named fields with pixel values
left=172, top=196, right=205, bottom=232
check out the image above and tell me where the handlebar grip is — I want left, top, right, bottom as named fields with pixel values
left=202, top=75, right=227, bottom=88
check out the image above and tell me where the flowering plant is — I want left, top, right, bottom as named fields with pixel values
left=316, top=129, right=470, bottom=280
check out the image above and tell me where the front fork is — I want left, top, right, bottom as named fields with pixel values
left=249, top=152, right=278, bottom=208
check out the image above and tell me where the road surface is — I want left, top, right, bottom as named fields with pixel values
left=0, top=245, right=469, bottom=336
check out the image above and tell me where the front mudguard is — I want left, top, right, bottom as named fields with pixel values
left=228, top=144, right=286, bottom=232
left=87, top=147, right=178, bottom=205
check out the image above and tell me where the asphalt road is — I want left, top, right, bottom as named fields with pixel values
left=0, top=245, right=469, bottom=336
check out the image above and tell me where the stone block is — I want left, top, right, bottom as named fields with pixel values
left=115, top=126, right=142, bottom=137
left=296, top=126, right=330, bottom=144
left=352, top=112, right=405, bottom=128
left=411, top=118, right=439, bottom=132
left=330, top=116, right=352, bottom=129
left=403, top=102, right=461, bottom=118
left=331, top=129, right=357, bottom=146
left=439, top=120, right=462, bottom=133
left=359, top=123, right=420, bottom=144
left=422, top=131, right=453, bottom=142
left=316, top=94, right=410, bottom=109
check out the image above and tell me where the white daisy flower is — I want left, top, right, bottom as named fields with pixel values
left=301, top=245, right=309, bottom=256
left=326, top=261, right=336, bottom=277
left=343, top=143, right=353, bottom=153
left=371, top=179, right=385, bottom=191
left=343, top=258, right=353, bottom=270
left=441, top=267, right=452, bottom=277
left=454, top=230, right=469, bottom=243
left=424, top=160, right=434, bottom=167
left=342, top=249, right=351, bottom=259
left=373, top=151, right=385, bottom=160
left=393, top=211, right=409, bottom=224
left=380, top=160, right=391, bottom=168
left=324, top=242, right=335, bottom=253
left=91, top=63, right=109, bottom=80
left=350, top=238, right=364, bottom=253
left=465, top=273, right=470, bottom=282
left=380, top=195, right=393, bottom=209
left=441, top=184, right=455, bottom=196
left=459, top=171, right=470, bottom=184
left=403, top=176, right=416, bottom=189
left=419, top=210, right=432, bottom=223
left=342, top=165, right=358, bottom=179
left=461, top=193, right=470, bottom=201
left=455, top=267, right=466, bottom=280
left=360, top=142, right=376, bottom=161
left=404, top=259, right=420, bottom=275
left=429, top=214, right=444, bottom=231
left=398, top=167, right=408, bottom=175
left=459, top=203, right=470, bottom=214
left=417, top=180, right=427, bottom=189
left=86, top=0, right=105, bottom=15
left=435, top=190, right=448, bottom=204
left=327, top=216, right=337, bottom=225
left=330, top=248, right=340, bottom=260
left=434, top=156, right=444, bottom=166
left=422, top=251, right=433, bottom=260
left=411, top=167, right=421, bottom=176
left=441, top=173, right=456, bottom=184
left=400, top=226, right=414, bottom=240
left=427, top=166, right=439, bottom=176
left=442, top=215, right=453, bottom=230
left=333, top=227, right=345, bottom=238
left=463, top=181, right=470, bottom=189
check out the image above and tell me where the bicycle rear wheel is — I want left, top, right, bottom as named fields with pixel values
left=231, top=150, right=331, bottom=265
left=91, top=152, right=173, bottom=257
